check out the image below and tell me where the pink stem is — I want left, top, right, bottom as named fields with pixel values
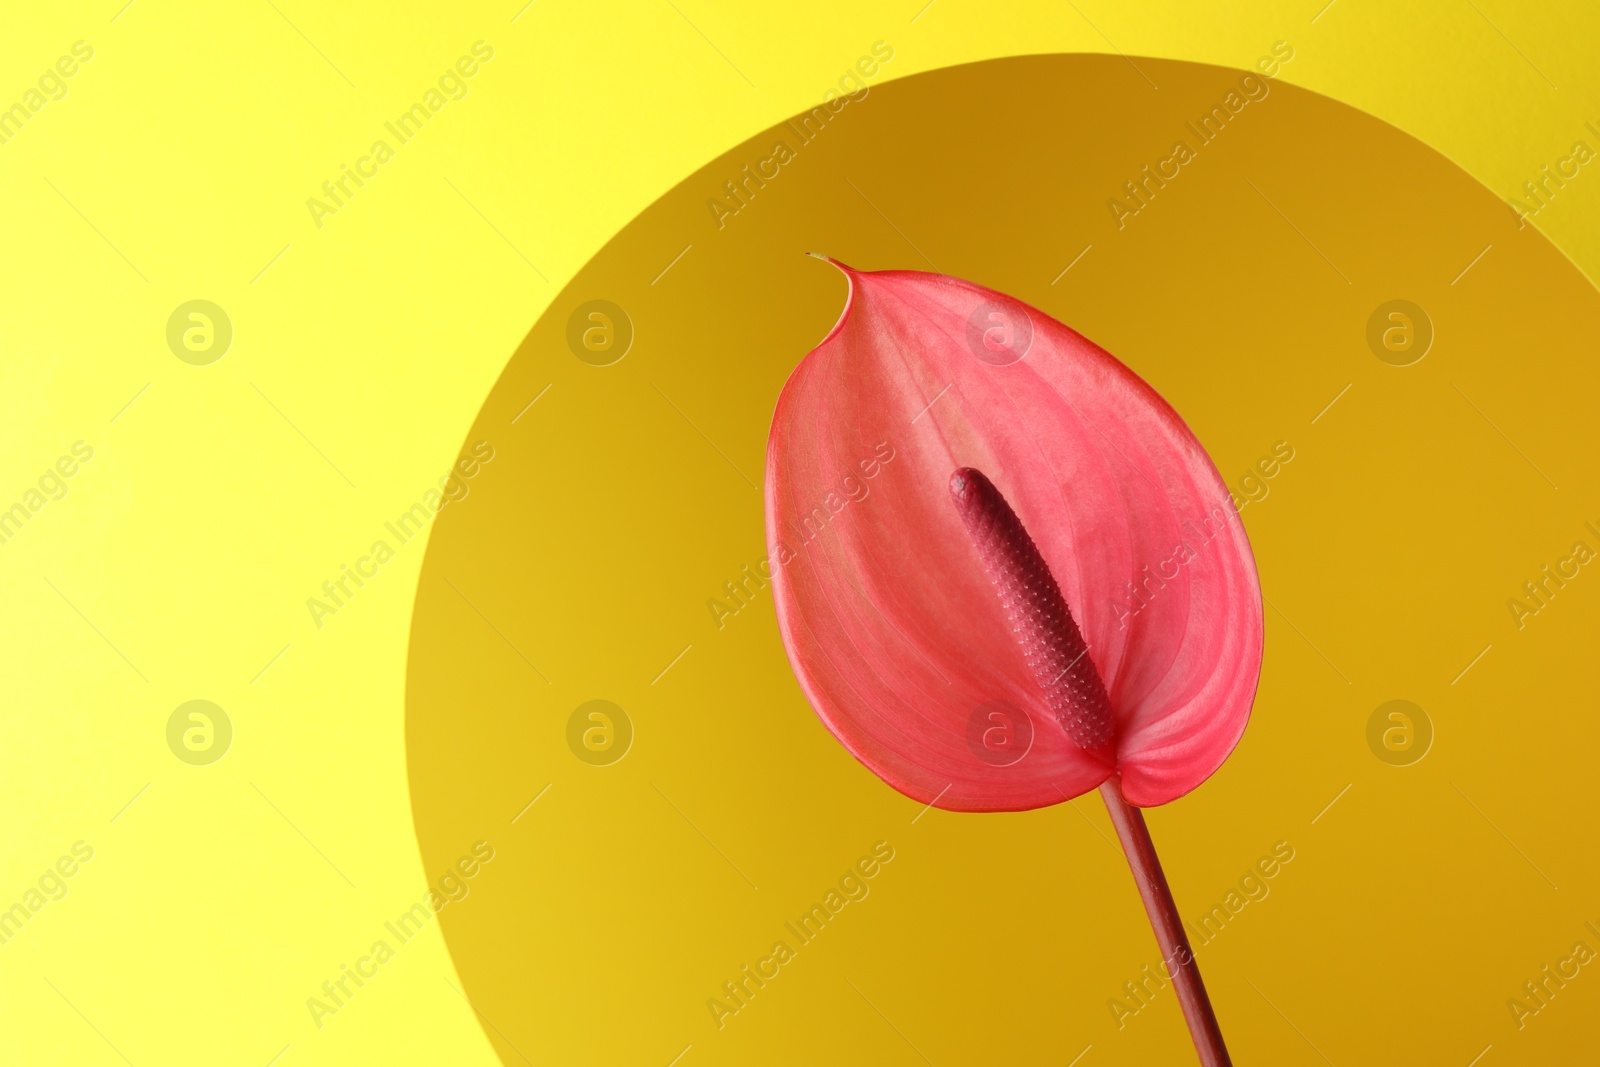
left=946, top=466, right=1229, bottom=1060
left=1098, top=776, right=1231, bottom=1067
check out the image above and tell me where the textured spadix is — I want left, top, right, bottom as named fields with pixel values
left=765, top=263, right=1263, bottom=809
left=948, top=466, right=1114, bottom=753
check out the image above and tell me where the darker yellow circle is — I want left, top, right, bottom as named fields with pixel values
left=407, top=55, right=1600, bottom=1066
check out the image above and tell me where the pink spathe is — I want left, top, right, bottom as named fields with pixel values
left=765, top=262, right=1263, bottom=810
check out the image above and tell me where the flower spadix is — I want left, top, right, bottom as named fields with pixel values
left=765, top=262, right=1263, bottom=810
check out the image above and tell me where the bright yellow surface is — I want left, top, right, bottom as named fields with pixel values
left=2, top=3, right=1597, bottom=1065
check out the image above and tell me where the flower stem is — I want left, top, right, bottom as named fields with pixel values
left=1098, top=776, right=1231, bottom=1066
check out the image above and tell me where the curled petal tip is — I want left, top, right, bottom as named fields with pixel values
left=804, top=252, right=858, bottom=274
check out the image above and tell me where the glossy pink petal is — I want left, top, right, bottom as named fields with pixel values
left=765, top=262, right=1262, bottom=809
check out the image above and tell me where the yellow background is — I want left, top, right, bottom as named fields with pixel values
left=3, top=2, right=1598, bottom=1065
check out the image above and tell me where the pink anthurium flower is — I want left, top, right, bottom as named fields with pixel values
left=765, top=259, right=1263, bottom=1066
